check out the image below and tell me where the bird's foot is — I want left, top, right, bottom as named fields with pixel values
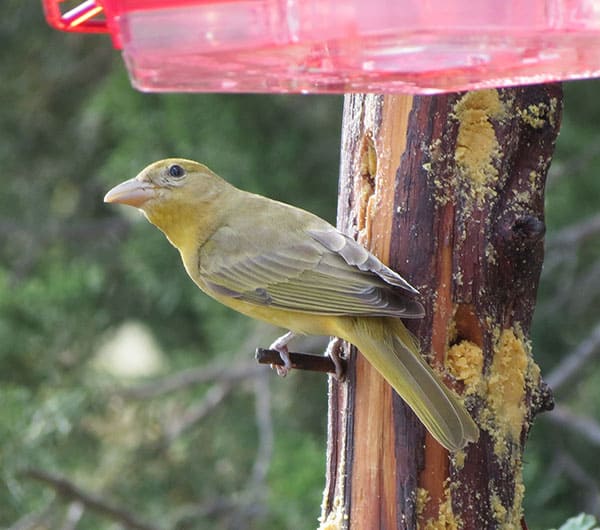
left=326, top=338, right=346, bottom=381
left=269, top=331, right=296, bottom=377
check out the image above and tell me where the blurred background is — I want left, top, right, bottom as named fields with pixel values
left=2, top=2, right=600, bottom=529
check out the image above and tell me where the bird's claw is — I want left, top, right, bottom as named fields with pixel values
left=326, top=338, right=346, bottom=381
left=269, top=331, right=296, bottom=377
left=273, top=347, right=292, bottom=377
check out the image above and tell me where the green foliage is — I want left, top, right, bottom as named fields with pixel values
left=2, top=3, right=339, bottom=528
left=268, top=433, right=325, bottom=528
left=552, top=513, right=600, bottom=530
left=2, top=2, right=600, bottom=528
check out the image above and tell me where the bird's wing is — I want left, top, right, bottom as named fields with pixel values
left=198, top=224, right=424, bottom=318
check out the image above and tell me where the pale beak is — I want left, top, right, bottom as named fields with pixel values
left=104, top=178, right=156, bottom=207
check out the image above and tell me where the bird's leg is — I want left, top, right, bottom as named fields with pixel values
left=269, top=331, right=296, bottom=377
left=326, top=338, right=346, bottom=380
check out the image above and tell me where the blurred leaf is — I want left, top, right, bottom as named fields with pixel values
left=553, top=513, right=600, bottom=530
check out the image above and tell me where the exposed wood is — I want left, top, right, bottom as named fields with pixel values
left=320, top=86, right=562, bottom=530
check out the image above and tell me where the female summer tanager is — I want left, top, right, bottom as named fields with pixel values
left=105, top=159, right=478, bottom=451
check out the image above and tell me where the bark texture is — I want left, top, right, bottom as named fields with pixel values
left=320, top=86, right=562, bottom=530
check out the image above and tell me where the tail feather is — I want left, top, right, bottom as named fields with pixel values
left=348, top=317, right=479, bottom=451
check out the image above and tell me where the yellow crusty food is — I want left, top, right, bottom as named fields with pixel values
left=104, top=158, right=479, bottom=451
left=453, top=89, right=506, bottom=201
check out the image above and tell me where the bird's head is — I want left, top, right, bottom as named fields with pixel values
left=105, top=158, right=232, bottom=248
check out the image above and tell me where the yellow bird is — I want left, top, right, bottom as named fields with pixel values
left=105, top=159, right=478, bottom=451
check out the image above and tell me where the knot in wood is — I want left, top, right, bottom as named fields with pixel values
left=499, top=215, right=545, bottom=252
left=511, top=215, right=546, bottom=243
left=531, top=379, right=555, bottom=416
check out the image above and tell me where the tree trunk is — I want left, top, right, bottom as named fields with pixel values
left=320, top=87, right=562, bottom=530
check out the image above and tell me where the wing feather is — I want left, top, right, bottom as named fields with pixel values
left=199, top=224, right=424, bottom=318
left=308, top=228, right=420, bottom=293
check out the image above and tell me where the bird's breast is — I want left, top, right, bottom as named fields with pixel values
left=208, top=288, right=342, bottom=336
left=179, top=245, right=349, bottom=338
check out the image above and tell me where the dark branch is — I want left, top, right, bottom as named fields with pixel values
left=547, top=404, right=600, bottom=446
left=164, top=382, right=234, bottom=443
left=22, top=469, right=160, bottom=530
left=255, top=348, right=343, bottom=374
left=122, top=360, right=262, bottom=400
left=546, top=323, right=600, bottom=391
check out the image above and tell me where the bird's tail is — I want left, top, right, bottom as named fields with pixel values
left=347, top=317, right=479, bottom=451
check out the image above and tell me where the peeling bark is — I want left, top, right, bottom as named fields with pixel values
left=320, top=86, right=562, bottom=530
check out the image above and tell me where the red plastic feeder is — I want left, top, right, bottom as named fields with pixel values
left=43, top=0, right=600, bottom=93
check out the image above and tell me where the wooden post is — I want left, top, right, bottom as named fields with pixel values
left=320, top=87, right=562, bottom=529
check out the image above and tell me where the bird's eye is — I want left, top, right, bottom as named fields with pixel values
left=168, top=164, right=185, bottom=178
